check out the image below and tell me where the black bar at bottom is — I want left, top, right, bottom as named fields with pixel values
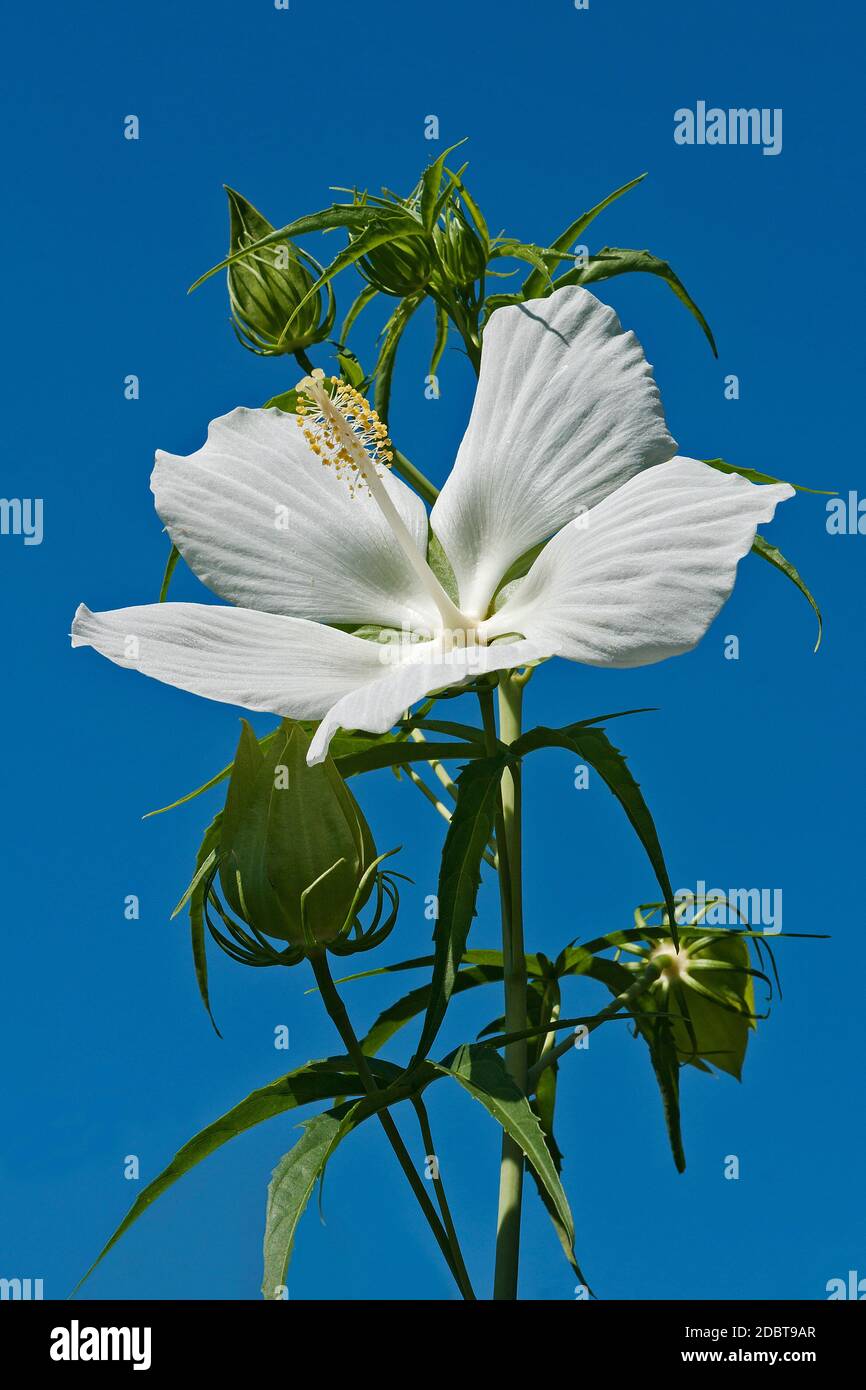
left=0, top=1298, right=861, bottom=1373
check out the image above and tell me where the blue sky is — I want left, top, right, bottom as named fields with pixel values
left=1, top=0, right=863, bottom=1300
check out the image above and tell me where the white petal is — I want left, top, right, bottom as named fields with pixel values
left=71, top=601, right=391, bottom=716
left=430, top=286, right=677, bottom=618
left=307, top=636, right=550, bottom=764
left=71, top=602, right=550, bottom=764
left=152, top=407, right=441, bottom=631
left=484, top=459, right=794, bottom=666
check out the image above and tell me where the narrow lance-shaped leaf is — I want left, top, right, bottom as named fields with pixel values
left=449, top=173, right=490, bottom=255
left=435, top=1044, right=588, bottom=1284
left=188, top=203, right=383, bottom=291
left=280, top=217, right=429, bottom=341
left=339, top=283, right=379, bottom=345
left=361, top=962, right=505, bottom=1057
left=158, top=544, right=180, bottom=602
left=420, top=139, right=468, bottom=230
left=526, top=1097, right=585, bottom=1281
left=576, top=950, right=687, bottom=1172
left=143, top=730, right=282, bottom=818
left=488, top=238, right=555, bottom=287
left=70, top=1058, right=401, bottom=1296
left=412, top=755, right=507, bottom=1062
left=261, top=1107, right=355, bottom=1300
left=704, top=457, right=835, bottom=496
left=554, top=245, right=717, bottom=356
left=514, top=723, right=679, bottom=945
left=179, top=809, right=223, bottom=1035
left=143, top=727, right=467, bottom=820
left=751, top=533, right=823, bottom=652
left=521, top=171, right=648, bottom=298
left=373, top=293, right=424, bottom=425
left=646, top=1018, right=687, bottom=1173
left=430, top=300, right=449, bottom=377
left=335, top=738, right=484, bottom=778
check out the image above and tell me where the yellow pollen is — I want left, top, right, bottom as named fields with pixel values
left=294, top=373, right=393, bottom=499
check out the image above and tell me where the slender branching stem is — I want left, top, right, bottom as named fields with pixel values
left=411, top=1096, right=475, bottom=1299
left=409, top=728, right=459, bottom=799
left=404, top=760, right=498, bottom=868
left=392, top=447, right=440, bottom=507
left=308, top=950, right=475, bottom=1300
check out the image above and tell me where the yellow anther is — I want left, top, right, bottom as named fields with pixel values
left=293, top=371, right=393, bottom=497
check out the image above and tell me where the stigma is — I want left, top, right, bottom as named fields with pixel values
left=296, top=369, right=392, bottom=498
left=293, top=369, right=474, bottom=635
left=650, top=940, right=692, bottom=987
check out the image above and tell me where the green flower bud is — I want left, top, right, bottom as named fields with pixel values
left=433, top=209, right=487, bottom=289
left=356, top=232, right=434, bottom=297
left=225, top=187, right=335, bottom=356
left=217, top=720, right=388, bottom=953
left=646, top=929, right=756, bottom=1079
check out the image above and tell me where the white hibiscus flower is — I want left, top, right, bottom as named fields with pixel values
left=72, top=286, right=792, bottom=764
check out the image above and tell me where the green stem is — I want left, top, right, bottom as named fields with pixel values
left=293, top=348, right=316, bottom=375
left=308, top=950, right=475, bottom=1300
left=411, top=1096, right=475, bottom=1299
left=449, top=295, right=483, bottom=375
left=392, top=447, right=440, bottom=508
left=526, top=963, right=662, bottom=1091
left=494, top=674, right=527, bottom=1299
left=479, top=677, right=527, bottom=1300
left=404, top=760, right=498, bottom=869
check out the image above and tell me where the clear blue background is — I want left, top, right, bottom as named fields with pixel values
left=2, top=0, right=862, bottom=1301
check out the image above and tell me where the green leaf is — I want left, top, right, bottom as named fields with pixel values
left=521, top=172, right=648, bottom=298
left=158, top=544, right=180, bottom=602
left=261, top=1107, right=354, bottom=1299
left=751, top=533, right=823, bottom=652
left=398, top=717, right=486, bottom=744
left=181, top=810, right=223, bottom=1036
left=555, top=245, right=717, bottom=356
left=420, top=140, right=467, bottom=230
left=426, top=530, right=459, bottom=604
left=585, top=928, right=761, bottom=1172
left=646, top=1018, right=687, bottom=1173
left=286, top=217, right=428, bottom=337
left=435, top=1043, right=583, bottom=1277
left=514, top=723, right=678, bottom=941
left=481, top=292, right=528, bottom=321
left=336, top=739, right=482, bottom=778
left=704, top=457, right=835, bottom=496
left=373, top=293, right=423, bottom=425
left=142, top=730, right=281, bottom=818
left=71, top=1058, right=399, bottom=1295
left=263, top=388, right=300, bottom=413
left=449, top=173, right=490, bottom=253
left=567, top=949, right=687, bottom=1171
left=339, top=284, right=379, bottom=345
left=143, top=725, right=415, bottom=820
left=393, top=446, right=440, bottom=507
left=334, top=343, right=367, bottom=389
left=430, top=301, right=449, bottom=376
left=413, top=757, right=507, bottom=1061
left=361, top=962, right=504, bottom=1057
left=188, top=203, right=381, bottom=292
left=332, top=945, right=519, bottom=990
left=489, top=238, right=554, bottom=287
